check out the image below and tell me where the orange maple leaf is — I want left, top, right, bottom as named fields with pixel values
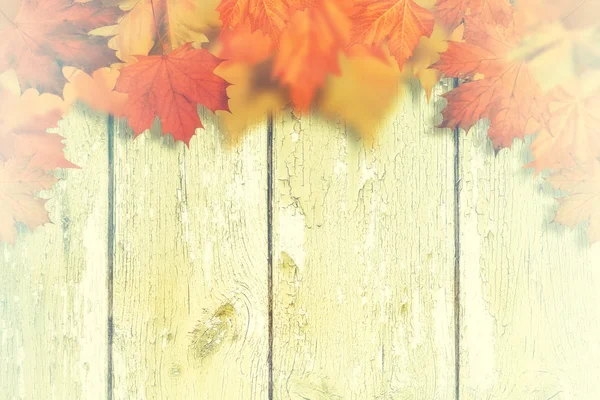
left=349, top=0, right=435, bottom=70
left=0, top=87, right=76, bottom=171
left=0, top=157, right=58, bottom=244
left=217, top=0, right=309, bottom=44
left=0, top=0, right=121, bottom=95
left=547, top=160, right=600, bottom=244
left=433, top=19, right=547, bottom=149
left=273, top=1, right=350, bottom=109
left=528, top=75, right=600, bottom=173
left=434, top=0, right=512, bottom=32
left=216, top=21, right=274, bottom=64
left=115, top=44, right=229, bottom=145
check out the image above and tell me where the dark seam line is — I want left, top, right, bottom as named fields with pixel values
left=452, top=77, right=461, bottom=400
left=107, top=114, right=115, bottom=400
left=267, top=113, right=274, bottom=400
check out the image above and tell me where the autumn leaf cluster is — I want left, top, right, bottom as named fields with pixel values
left=431, top=0, right=600, bottom=243
left=1, top=0, right=599, bottom=244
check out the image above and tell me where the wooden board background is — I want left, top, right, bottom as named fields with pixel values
left=2, top=82, right=600, bottom=399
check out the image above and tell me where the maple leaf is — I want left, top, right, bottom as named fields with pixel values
left=527, top=74, right=600, bottom=173
left=349, top=0, right=435, bottom=70
left=0, top=0, right=121, bottom=95
left=217, top=0, right=310, bottom=44
left=115, top=43, right=229, bottom=145
left=0, top=86, right=76, bottom=171
left=108, top=0, right=221, bottom=62
left=63, top=67, right=128, bottom=116
left=433, top=19, right=547, bottom=149
left=273, top=1, right=350, bottom=109
left=0, top=157, right=58, bottom=244
left=434, top=0, right=512, bottom=32
left=547, top=160, right=600, bottom=244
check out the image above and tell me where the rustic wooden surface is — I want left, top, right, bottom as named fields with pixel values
left=0, top=104, right=109, bottom=399
left=3, top=85, right=600, bottom=400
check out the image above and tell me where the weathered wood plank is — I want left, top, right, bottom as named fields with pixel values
left=0, top=104, right=109, bottom=399
left=458, top=126, right=600, bottom=399
left=111, top=111, right=268, bottom=399
left=272, top=80, right=457, bottom=399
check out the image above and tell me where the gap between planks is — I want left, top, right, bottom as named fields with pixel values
left=107, top=114, right=115, bottom=400
left=453, top=77, right=461, bottom=400
left=267, top=113, right=274, bottom=400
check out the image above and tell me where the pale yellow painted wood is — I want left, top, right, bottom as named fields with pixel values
left=0, top=104, right=109, bottom=399
left=272, top=80, right=457, bottom=399
left=458, top=126, right=600, bottom=399
left=111, top=111, right=268, bottom=399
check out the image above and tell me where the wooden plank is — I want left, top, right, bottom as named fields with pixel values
left=458, top=125, right=600, bottom=398
left=272, top=80, right=457, bottom=399
left=111, top=111, right=269, bottom=398
left=0, top=104, right=109, bottom=399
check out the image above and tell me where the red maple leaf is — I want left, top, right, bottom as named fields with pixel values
left=0, top=157, right=58, bottom=244
left=273, top=1, right=351, bottom=109
left=0, top=0, right=121, bottom=95
left=115, top=44, right=229, bottom=145
left=434, top=0, right=513, bottom=32
left=348, top=0, right=435, bottom=70
left=0, top=87, right=76, bottom=171
left=433, top=19, right=548, bottom=149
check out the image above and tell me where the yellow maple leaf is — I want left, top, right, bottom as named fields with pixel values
left=403, top=23, right=463, bottom=99
left=318, top=47, right=401, bottom=141
left=215, top=61, right=286, bottom=143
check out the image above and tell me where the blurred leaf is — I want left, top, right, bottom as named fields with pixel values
left=319, top=47, right=401, bottom=140
left=63, top=67, right=128, bottom=116
left=547, top=159, right=600, bottom=244
left=528, top=72, right=600, bottom=172
left=513, top=23, right=600, bottom=91
left=273, top=1, right=351, bottom=109
left=215, top=61, right=286, bottom=143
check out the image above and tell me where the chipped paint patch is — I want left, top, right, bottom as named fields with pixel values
left=279, top=207, right=306, bottom=271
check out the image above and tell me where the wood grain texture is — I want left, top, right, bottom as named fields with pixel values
left=111, top=111, right=268, bottom=399
left=458, top=125, right=600, bottom=399
left=272, top=80, right=456, bottom=399
left=0, top=104, right=109, bottom=399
